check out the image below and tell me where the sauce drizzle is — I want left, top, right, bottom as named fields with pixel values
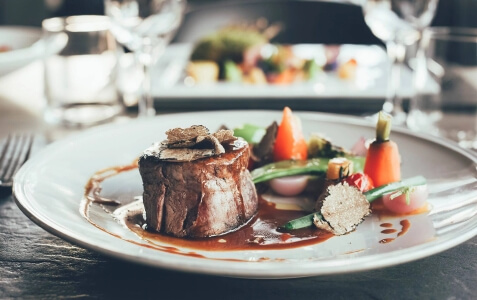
left=80, top=162, right=419, bottom=259
left=378, top=219, right=411, bottom=244
left=398, top=220, right=411, bottom=237
left=80, top=162, right=334, bottom=259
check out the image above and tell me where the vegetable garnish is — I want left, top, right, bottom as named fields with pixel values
left=282, top=213, right=321, bottom=231
left=251, top=157, right=365, bottom=184
left=307, top=133, right=352, bottom=158
left=269, top=175, right=309, bottom=196
left=364, top=176, right=425, bottom=202
left=326, top=157, right=353, bottom=180
left=363, top=111, right=401, bottom=187
left=343, top=172, right=374, bottom=193
left=389, top=187, right=413, bottom=204
left=273, top=107, right=308, bottom=162
left=282, top=176, right=427, bottom=230
left=382, top=184, right=429, bottom=214
left=233, top=123, right=266, bottom=144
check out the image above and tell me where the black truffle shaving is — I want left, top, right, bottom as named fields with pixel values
left=313, top=182, right=370, bottom=235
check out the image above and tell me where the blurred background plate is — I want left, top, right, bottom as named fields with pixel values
left=149, top=43, right=422, bottom=99
left=0, top=26, right=66, bottom=77
left=116, top=43, right=438, bottom=113
left=0, top=26, right=44, bottom=76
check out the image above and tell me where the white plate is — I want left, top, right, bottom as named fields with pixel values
left=119, top=44, right=437, bottom=100
left=13, top=111, right=477, bottom=278
left=0, top=26, right=66, bottom=77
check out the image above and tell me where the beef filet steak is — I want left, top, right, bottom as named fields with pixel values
left=139, top=130, right=258, bottom=238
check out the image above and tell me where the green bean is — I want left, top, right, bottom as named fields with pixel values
left=251, top=157, right=365, bottom=184
left=363, top=175, right=426, bottom=202
left=282, top=176, right=427, bottom=230
left=282, top=213, right=322, bottom=230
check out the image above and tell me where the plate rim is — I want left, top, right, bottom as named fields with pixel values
left=0, top=26, right=43, bottom=61
left=13, top=110, right=477, bottom=278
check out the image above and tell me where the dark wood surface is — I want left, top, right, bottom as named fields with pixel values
left=1, top=187, right=476, bottom=299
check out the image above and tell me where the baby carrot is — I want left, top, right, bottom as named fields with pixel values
left=363, top=112, right=401, bottom=187
left=273, top=107, right=308, bottom=161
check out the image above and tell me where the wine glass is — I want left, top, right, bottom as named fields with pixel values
left=361, top=0, right=439, bottom=125
left=104, top=0, right=186, bottom=117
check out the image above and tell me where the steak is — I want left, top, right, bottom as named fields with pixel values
left=139, top=136, right=258, bottom=238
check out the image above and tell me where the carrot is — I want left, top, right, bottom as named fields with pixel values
left=338, top=58, right=357, bottom=79
left=270, top=69, right=296, bottom=85
left=363, top=111, right=401, bottom=187
left=273, top=107, right=308, bottom=161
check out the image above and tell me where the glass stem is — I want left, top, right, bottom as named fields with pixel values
left=136, top=46, right=156, bottom=118
left=139, top=61, right=155, bottom=117
left=410, top=35, right=426, bottom=114
left=384, top=41, right=406, bottom=122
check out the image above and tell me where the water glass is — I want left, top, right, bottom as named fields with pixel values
left=408, top=27, right=477, bottom=149
left=42, top=15, right=123, bottom=127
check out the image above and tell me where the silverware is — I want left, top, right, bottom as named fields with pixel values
left=0, top=133, right=34, bottom=187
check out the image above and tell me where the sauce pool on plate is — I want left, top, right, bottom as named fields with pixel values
left=81, top=162, right=334, bottom=253
left=81, top=161, right=418, bottom=256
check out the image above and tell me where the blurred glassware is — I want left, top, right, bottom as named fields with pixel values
left=407, top=27, right=477, bottom=149
left=42, top=15, right=123, bottom=127
left=104, top=0, right=186, bottom=117
left=361, top=0, right=439, bottom=124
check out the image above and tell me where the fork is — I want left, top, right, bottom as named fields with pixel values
left=0, top=133, right=34, bottom=187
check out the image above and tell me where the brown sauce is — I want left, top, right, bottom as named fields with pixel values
left=81, top=162, right=333, bottom=255
left=378, top=219, right=412, bottom=244
left=124, top=198, right=334, bottom=251
left=81, top=162, right=420, bottom=257
left=398, top=220, right=411, bottom=237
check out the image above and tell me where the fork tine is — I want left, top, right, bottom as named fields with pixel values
left=0, top=135, right=14, bottom=180
left=0, top=133, right=33, bottom=186
left=9, top=134, right=34, bottom=181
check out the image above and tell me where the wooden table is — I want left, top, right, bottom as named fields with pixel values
left=1, top=63, right=476, bottom=299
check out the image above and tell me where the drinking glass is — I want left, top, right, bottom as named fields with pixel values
left=408, top=27, right=477, bottom=149
left=104, top=0, right=186, bottom=117
left=361, top=0, right=439, bottom=124
left=43, top=15, right=123, bottom=127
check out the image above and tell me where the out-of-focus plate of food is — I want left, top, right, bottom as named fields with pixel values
left=0, top=26, right=66, bottom=77
left=139, top=26, right=434, bottom=102
left=13, top=110, right=477, bottom=278
left=185, top=26, right=370, bottom=86
left=149, top=43, right=395, bottom=99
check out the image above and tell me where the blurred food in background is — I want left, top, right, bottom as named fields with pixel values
left=186, top=23, right=358, bottom=85
left=0, top=45, right=11, bottom=52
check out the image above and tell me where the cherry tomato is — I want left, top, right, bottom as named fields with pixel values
left=343, top=172, right=374, bottom=192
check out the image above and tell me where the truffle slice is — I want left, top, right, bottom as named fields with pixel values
left=152, top=126, right=239, bottom=162
left=165, top=125, right=209, bottom=146
left=313, top=182, right=370, bottom=235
